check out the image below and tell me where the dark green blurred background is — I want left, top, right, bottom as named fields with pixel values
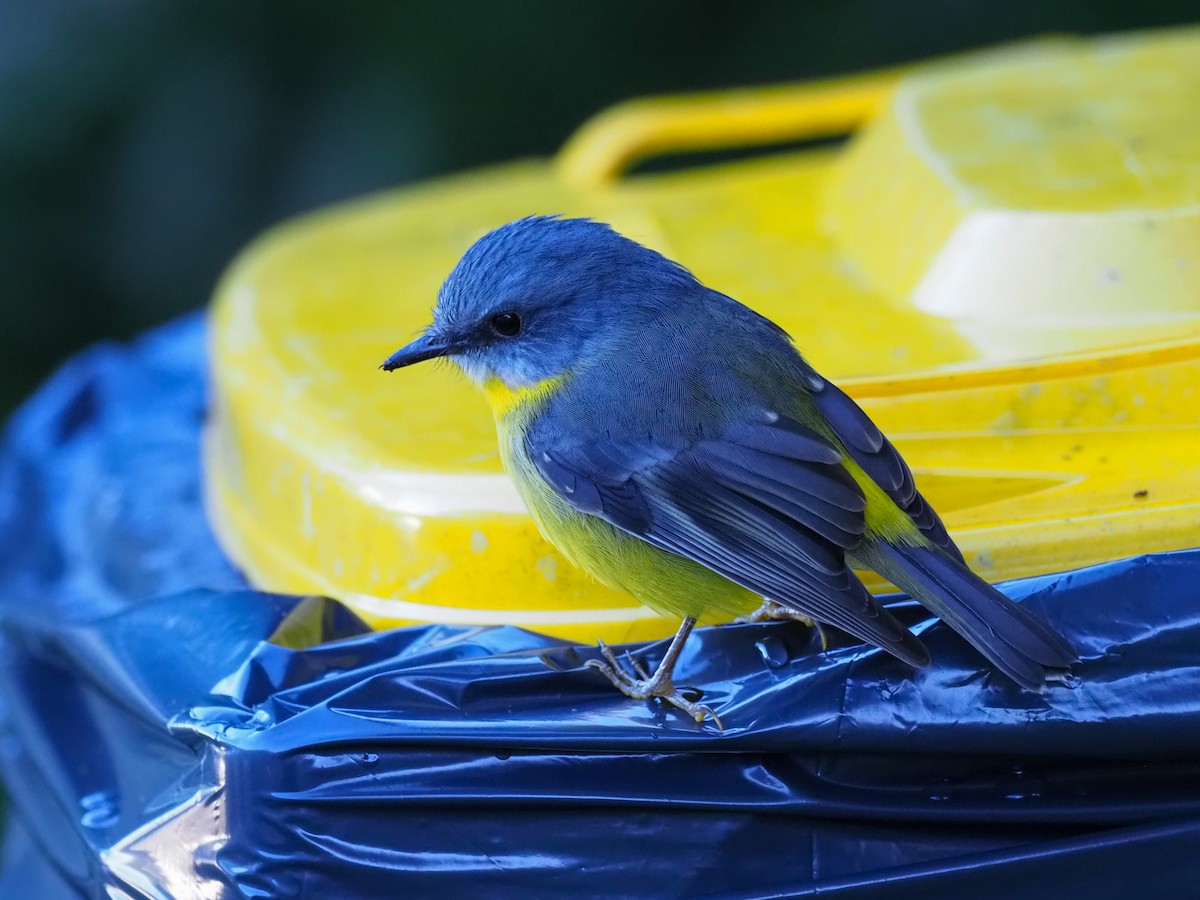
left=2, top=0, right=1197, bottom=416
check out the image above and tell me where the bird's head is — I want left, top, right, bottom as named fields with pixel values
left=381, top=216, right=699, bottom=389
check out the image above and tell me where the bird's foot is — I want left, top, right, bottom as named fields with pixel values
left=586, top=640, right=722, bottom=729
left=737, top=599, right=830, bottom=649
left=737, top=598, right=814, bottom=625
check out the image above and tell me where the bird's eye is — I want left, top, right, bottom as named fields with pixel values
left=489, top=311, right=522, bottom=337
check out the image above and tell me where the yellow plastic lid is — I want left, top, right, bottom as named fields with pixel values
left=206, top=26, right=1200, bottom=644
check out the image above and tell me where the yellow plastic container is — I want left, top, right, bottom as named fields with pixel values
left=206, top=27, right=1200, bottom=645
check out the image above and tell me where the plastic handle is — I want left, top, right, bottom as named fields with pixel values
left=555, top=69, right=902, bottom=189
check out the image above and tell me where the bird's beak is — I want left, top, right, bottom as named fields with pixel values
left=380, top=332, right=461, bottom=371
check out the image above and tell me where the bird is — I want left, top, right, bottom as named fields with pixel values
left=381, top=216, right=1077, bottom=724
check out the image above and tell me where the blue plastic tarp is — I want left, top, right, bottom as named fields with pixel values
left=1, top=315, right=1199, bottom=898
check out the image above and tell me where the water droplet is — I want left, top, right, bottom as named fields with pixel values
left=927, top=779, right=954, bottom=802
left=495, top=752, right=511, bottom=761
left=755, top=636, right=789, bottom=668
left=357, top=752, right=380, bottom=768
left=470, top=530, right=489, bottom=554
left=80, top=791, right=119, bottom=829
left=535, top=555, right=558, bottom=582
left=1001, top=766, right=1045, bottom=801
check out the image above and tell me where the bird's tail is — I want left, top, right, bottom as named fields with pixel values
left=857, top=540, right=1078, bottom=690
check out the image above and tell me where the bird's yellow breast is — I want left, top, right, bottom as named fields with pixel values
left=481, top=374, right=758, bottom=623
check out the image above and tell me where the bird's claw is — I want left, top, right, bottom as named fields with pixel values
left=586, top=647, right=723, bottom=729
left=737, top=600, right=830, bottom=650
left=737, top=598, right=815, bottom=626
left=593, top=638, right=651, bottom=680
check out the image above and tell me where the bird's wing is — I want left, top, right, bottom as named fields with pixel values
left=807, top=379, right=964, bottom=562
left=528, top=414, right=930, bottom=667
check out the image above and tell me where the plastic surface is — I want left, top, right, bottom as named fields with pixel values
left=3, top=316, right=1200, bottom=897
left=206, top=27, right=1200, bottom=643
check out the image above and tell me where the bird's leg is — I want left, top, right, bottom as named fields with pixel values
left=586, top=617, right=722, bottom=727
left=737, top=599, right=831, bottom=650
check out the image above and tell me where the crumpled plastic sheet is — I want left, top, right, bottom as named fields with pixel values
left=1, top=315, right=1199, bottom=899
